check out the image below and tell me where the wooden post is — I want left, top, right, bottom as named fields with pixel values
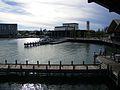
left=71, top=61, right=73, bottom=65
left=5, top=60, right=7, bottom=64
left=83, top=61, right=85, bottom=65
left=15, top=60, right=17, bottom=65
left=26, top=60, right=28, bottom=65
left=48, top=61, right=50, bottom=66
left=86, top=65, right=88, bottom=70
left=20, top=65, right=22, bottom=76
left=33, top=65, right=35, bottom=75
left=59, top=61, right=62, bottom=70
left=37, top=61, right=39, bottom=66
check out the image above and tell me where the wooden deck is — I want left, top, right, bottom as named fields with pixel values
left=0, top=63, right=108, bottom=75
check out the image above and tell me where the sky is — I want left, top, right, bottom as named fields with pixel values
left=0, top=0, right=120, bottom=31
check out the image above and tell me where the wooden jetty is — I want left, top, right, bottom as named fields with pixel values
left=0, top=60, right=108, bottom=77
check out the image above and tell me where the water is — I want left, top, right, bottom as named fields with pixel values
left=0, top=38, right=106, bottom=64
left=0, top=38, right=118, bottom=90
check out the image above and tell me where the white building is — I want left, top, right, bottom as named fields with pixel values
left=55, top=23, right=79, bottom=31
left=0, top=23, right=17, bottom=37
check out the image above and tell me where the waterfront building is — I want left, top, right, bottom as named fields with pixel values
left=0, top=23, right=17, bottom=38
left=55, top=23, right=79, bottom=31
left=107, top=19, right=120, bottom=41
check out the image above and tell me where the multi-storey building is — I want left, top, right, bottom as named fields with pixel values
left=0, top=23, right=17, bottom=37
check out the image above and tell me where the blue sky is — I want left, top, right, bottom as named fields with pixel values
left=0, top=0, right=120, bottom=31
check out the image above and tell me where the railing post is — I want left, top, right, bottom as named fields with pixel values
left=5, top=60, right=7, bottom=64
left=15, top=60, right=17, bottom=65
left=71, top=61, right=73, bottom=65
left=83, top=61, right=85, bottom=65
left=33, top=65, right=35, bottom=75
left=48, top=61, right=50, bottom=66
left=86, top=65, right=88, bottom=70
left=59, top=61, right=62, bottom=70
left=20, top=65, right=22, bottom=76
left=37, top=61, right=39, bottom=66
left=26, top=60, right=28, bottom=65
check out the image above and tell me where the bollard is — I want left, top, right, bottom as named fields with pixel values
left=48, top=61, right=50, bottom=66
left=59, top=65, right=61, bottom=70
left=60, top=61, right=62, bottom=66
left=71, top=61, right=73, bottom=65
left=83, top=61, right=85, bottom=65
left=37, top=61, right=39, bottom=66
left=5, top=60, right=7, bottom=64
left=86, top=65, right=88, bottom=70
left=20, top=65, right=22, bottom=70
left=26, top=60, right=28, bottom=65
left=15, top=60, right=17, bottom=65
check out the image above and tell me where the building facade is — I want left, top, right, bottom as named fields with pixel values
left=55, top=23, right=79, bottom=31
left=0, top=24, right=17, bottom=37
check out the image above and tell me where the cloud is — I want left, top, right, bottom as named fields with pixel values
left=0, top=0, right=31, bottom=15
left=0, top=0, right=120, bottom=30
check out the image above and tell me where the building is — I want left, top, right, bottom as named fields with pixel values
left=0, top=23, right=17, bottom=38
left=63, top=23, right=79, bottom=30
left=107, top=19, right=120, bottom=41
left=55, top=23, right=79, bottom=31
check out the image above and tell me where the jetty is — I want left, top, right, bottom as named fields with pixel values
left=0, top=60, right=108, bottom=76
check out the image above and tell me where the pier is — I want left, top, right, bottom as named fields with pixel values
left=0, top=60, right=108, bottom=77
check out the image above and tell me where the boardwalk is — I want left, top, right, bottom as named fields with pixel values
left=0, top=63, right=107, bottom=76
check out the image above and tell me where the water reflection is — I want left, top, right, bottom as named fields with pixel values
left=21, top=84, right=47, bottom=90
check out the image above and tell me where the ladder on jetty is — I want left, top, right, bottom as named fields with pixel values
left=0, top=60, right=108, bottom=77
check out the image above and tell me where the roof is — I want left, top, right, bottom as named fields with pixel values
left=108, top=19, right=120, bottom=33
left=63, top=23, right=79, bottom=25
left=88, top=0, right=120, bottom=14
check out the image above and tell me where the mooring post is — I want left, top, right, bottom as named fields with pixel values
left=86, top=65, right=88, bottom=70
left=26, top=60, right=28, bottom=65
left=20, top=65, right=22, bottom=76
left=48, top=61, right=50, bottom=66
left=37, top=61, right=39, bottom=66
left=15, top=60, right=17, bottom=65
left=59, top=61, right=62, bottom=70
left=5, top=60, right=7, bottom=64
left=33, top=65, right=35, bottom=75
left=83, top=61, right=85, bottom=65
left=71, top=61, right=73, bottom=65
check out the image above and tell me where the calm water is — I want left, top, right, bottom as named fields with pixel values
left=0, top=38, right=117, bottom=90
